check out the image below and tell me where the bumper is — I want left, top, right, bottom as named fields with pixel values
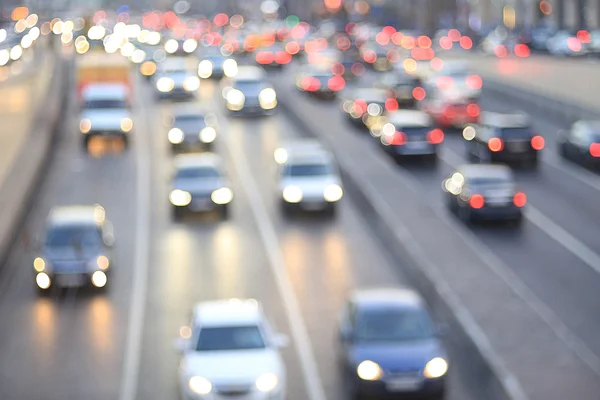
left=85, top=131, right=127, bottom=139
left=356, top=377, right=445, bottom=398
left=172, top=141, right=213, bottom=152
left=43, top=271, right=108, bottom=289
left=182, top=391, right=284, bottom=400
left=175, top=197, right=227, bottom=213
left=491, top=151, right=538, bottom=164
left=434, top=114, right=479, bottom=128
left=159, top=89, right=195, bottom=100
left=470, top=205, right=522, bottom=221
left=282, top=200, right=336, bottom=212
left=229, top=105, right=275, bottom=116
left=391, top=143, right=438, bottom=156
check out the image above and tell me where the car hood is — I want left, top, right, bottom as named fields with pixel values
left=351, top=340, right=444, bottom=373
left=43, top=245, right=99, bottom=262
left=181, top=348, right=283, bottom=382
left=172, top=178, right=228, bottom=194
left=81, top=109, right=130, bottom=129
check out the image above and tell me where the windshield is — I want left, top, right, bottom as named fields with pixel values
left=469, top=177, right=512, bottom=187
left=500, top=127, right=534, bottom=139
left=45, top=225, right=102, bottom=249
left=84, top=99, right=127, bottom=109
left=285, top=163, right=331, bottom=177
left=196, top=326, right=266, bottom=351
left=175, top=115, right=206, bottom=129
left=235, top=81, right=265, bottom=95
left=176, top=167, right=220, bottom=179
left=356, top=308, right=434, bottom=342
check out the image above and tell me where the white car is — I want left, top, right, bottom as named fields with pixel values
left=277, top=144, right=343, bottom=216
left=155, top=57, right=200, bottom=99
left=176, top=299, right=288, bottom=400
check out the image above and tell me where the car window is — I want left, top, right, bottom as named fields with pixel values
left=45, top=224, right=102, bottom=249
left=176, top=167, right=220, bottom=179
left=235, top=81, right=266, bottom=95
left=84, top=99, right=127, bottom=109
left=195, top=325, right=266, bottom=351
left=355, top=307, right=435, bottom=342
left=284, top=163, right=331, bottom=177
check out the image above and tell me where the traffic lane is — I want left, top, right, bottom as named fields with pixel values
left=213, top=80, right=481, bottom=400
left=477, top=92, right=600, bottom=253
left=133, top=79, right=310, bottom=400
left=0, top=73, right=139, bottom=398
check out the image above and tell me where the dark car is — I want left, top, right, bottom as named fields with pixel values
left=378, top=72, right=423, bottom=108
left=341, top=87, right=390, bottom=129
left=295, top=64, right=345, bottom=99
left=379, top=110, right=444, bottom=164
left=443, top=164, right=526, bottom=225
left=338, top=288, right=448, bottom=400
left=558, top=120, right=600, bottom=168
left=167, top=107, right=218, bottom=152
left=463, top=112, right=544, bottom=168
left=34, top=205, right=114, bottom=293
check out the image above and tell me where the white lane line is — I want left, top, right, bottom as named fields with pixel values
left=222, top=120, right=328, bottom=400
left=439, top=148, right=600, bottom=375
left=119, top=80, right=152, bottom=400
left=542, top=152, right=600, bottom=192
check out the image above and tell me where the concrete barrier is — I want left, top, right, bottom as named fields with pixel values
left=0, top=55, right=71, bottom=270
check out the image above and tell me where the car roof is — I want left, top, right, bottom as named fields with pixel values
left=387, top=110, right=432, bottom=127
left=172, top=105, right=206, bottom=118
left=193, top=299, right=264, bottom=328
left=47, top=205, right=106, bottom=227
left=234, top=66, right=266, bottom=81
left=174, top=153, right=222, bottom=170
left=459, top=164, right=513, bottom=181
left=351, top=288, right=425, bottom=310
left=480, top=112, right=530, bottom=128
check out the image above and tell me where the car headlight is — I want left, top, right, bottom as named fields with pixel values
left=211, top=187, right=233, bottom=205
left=200, top=127, right=217, bottom=143
left=91, top=271, right=107, bottom=288
left=36, top=272, right=51, bottom=289
left=227, top=89, right=245, bottom=106
left=183, top=76, right=200, bottom=91
left=120, top=118, right=134, bottom=132
left=140, top=61, right=157, bottom=76
left=183, top=38, right=197, bottom=53
left=223, top=58, right=238, bottom=77
left=259, top=88, right=277, bottom=109
left=156, top=77, right=174, bottom=92
left=274, top=148, right=288, bottom=164
left=80, top=118, right=92, bottom=134
left=169, top=190, right=192, bottom=206
left=423, top=357, right=448, bottom=379
left=189, top=376, right=212, bottom=395
left=164, top=38, right=178, bottom=54
left=255, top=373, right=279, bottom=392
left=168, top=128, right=185, bottom=144
left=198, top=59, right=213, bottom=78
left=282, top=186, right=303, bottom=203
left=96, top=255, right=110, bottom=270
left=33, top=257, right=46, bottom=272
left=357, top=360, right=383, bottom=381
left=324, top=184, right=343, bottom=202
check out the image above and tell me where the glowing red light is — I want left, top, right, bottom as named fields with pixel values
left=514, top=44, right=530, bottom=57
left=448, top=29, right=461, bottom=42
left=392, top=131, right=407, bottom=145
left=345, top=22, right=356, bottom=35
left=577, top=30, right=591, bottom=43
left=488, top=137, right=504, bottom=152
left=213, top=13, right=228, bottom=27
left=391, top=32, right=404, bottom=45
left=467, top=104, right=480, bottom=118
left=412, top=87, right=426, bottom=101
left=387, top=49, right=400, bottom=62
left=385, top=98, right=398, bottom=111
left=494, top=44, right=508, bottom=58
left=275, top=51, right=292, bottom=64
left=436, top=76, right=454, bottom=90
left=328, top=75, right=345, bottom=91
left=382, top=26, right=396, bottom=37
left=430, top=57, right=444, bottom=71
left=256, top=51, right=274, bottom=64
left=351, top=63, right=365, bottom=76
left=302, top=76, right=321, bottom=92
left=469, top=194, right=485, bottom=209
left=567, top=37, right=582, bottom=52
left=337, top=36, right=351, bottom=51
left=427, top=128, right=444, bottom=144
left=439, top=36, right=453, bottom=50
left=460, top=36, right=473, bottom=50
left=417, top=36, right=432, bottom=48
left=590, top=143, right=600, bottom=157
left=363, top=50, right=377, bottom=63
left=466, top=75, right=482, bottom=90
left=411, top=47, right=434, bottom=60
left=376, top=32, right=390, bottom=46
left=513, top=192, right=527, bottom=208
left=94, top=10, right=107, bottom=23
left=354, top=99, right=367, bottom=115
left=286, top=41, right=300, bottom=55
left=332, top=63, right=345, bottom=75
left=531, top=135, right=545, bottom=150
left=324, top=0, right=342, bottom=9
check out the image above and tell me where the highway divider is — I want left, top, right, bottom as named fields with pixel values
left=277, top=91, right=522, bottom=400
left=0, top=54, right=71, bottom=272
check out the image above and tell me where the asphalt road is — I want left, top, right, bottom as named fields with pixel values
left=271, top=64, right=600, bottom=398
left=0, top=62, right=483, bottom=400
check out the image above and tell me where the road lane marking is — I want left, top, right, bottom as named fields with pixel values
left=119, top=79, right=152, bottom=400
left=221, top=119, right=328, bottom=400
left=542, top=152, right=600, bottom=192
left=440, top=148, right=600, bottom=375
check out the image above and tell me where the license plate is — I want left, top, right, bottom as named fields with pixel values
left=385, top=377, right=423, bottom=392
left=507, top=141, right=528, bottom=152
left=190, top=198, right=213, bottom=211
left=301, top=202, right=326, bottom=210
left=405, top=142, right=428, bottom=150
left=56, top=275, right=85, bottom=287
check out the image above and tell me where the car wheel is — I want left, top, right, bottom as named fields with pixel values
left=281, top=202, right=293, bottom=217
left=324, top=204, right=336, bottom=218
left=82, top=136, right=91, bottom=151
left=173, top=207, right=184, bottom=221
left=220, top=205, right=229, bottom=220
left=343, top=369, right=363, bottom=400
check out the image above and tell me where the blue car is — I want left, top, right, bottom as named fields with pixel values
left=337, top=288, right=448, bottom=399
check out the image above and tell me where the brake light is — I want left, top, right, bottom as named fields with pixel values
left=354, top=99, right=367, bottom=115
left=332, top=63, right=345, bottom=76
left=494, top=44, right=507, bottom=58
left=436, top=76, right=453, bottom=90
left=577, top=30, right=591, bottom=44
left=285, top=41, right=300, bottom=55
left=363, top=50, right=377, bottom=63
left=467, top=103, right=480, bottom=117
left=385, top=98, right=399, bottom=111
left=302, top=76, right=320, bottom=91
left=469, top=194, right=485, bottom=209
left=427, top=128, right=444, bottom=144
left=392, top=131, right=407, bottom=145
left=256, top=51, right=273, bottom=64
left=531, top=135, right=545, bottom=150
left=513, top=192, right=527, bottom=207
left=328, top=75, right=345, bottom=91
left=275, top=51, right=292, bottom=64
left=412, top=87, right=426, bottom=100
left=466, top=75, right=482, bottom=90
left=514, top=44, right=530, bottom=58
left=590, top=143, right=600, bottom=157
left=443, top=105, right=456, bottom=118
left=488, top=137, right=504, bottom=152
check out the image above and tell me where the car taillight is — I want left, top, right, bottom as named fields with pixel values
left=531, top=135, right=545, bottom=150
left=436, top=76, right=453, bottom=90
left=494, top=44, right=507, bottom=57
left=513, top=192, right=527, bottom=207
left=467, top=103, right=480, bottom=117
left=590, top=143, right=600, bottom=157
left=426, top=128, right=444, bottom=144
left=392, top=131, right=407, bottom=145
left=466, top=75, right=482, bottom=90
left=256, top=51, right=273, bottom=64
left=275, top=51, right=291, bottom=64
left=363, top=50, right=377, bottom=63
left=302, top=77, right=320, bottom=91
left=354, top=99, right=367, bottom=115
left=443, top=105, right=456, bottom=118
left=469, top=194, right=485, bottom=209
left=514, top=44, right=530, bottom=58
left=332, top=63, right=345, bottom=75
left=385, top=98, right=398, bottom=111
left=285, top=41, right=300, bottom=55
left=412, top=86, right=426, bottom=100
left=328, top=75, right=345, bottom=91
left=488, top=137, right=504, bottom=152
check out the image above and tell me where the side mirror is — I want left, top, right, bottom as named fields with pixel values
left=272, top=333, right=290, bottom=349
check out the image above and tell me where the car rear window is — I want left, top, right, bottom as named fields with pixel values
left=46, top=225, right=102, bottom=248
left=196, top=326, right=266, bottom=351
left=285, top=163, right=331, bottom=177
left=355, top=307, right=435, bottom=342
left=500, top=127, right=534, bottom=140
left=84, top=99, right=127, bottom=109
left=176, top=167, right=219, bottom=179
